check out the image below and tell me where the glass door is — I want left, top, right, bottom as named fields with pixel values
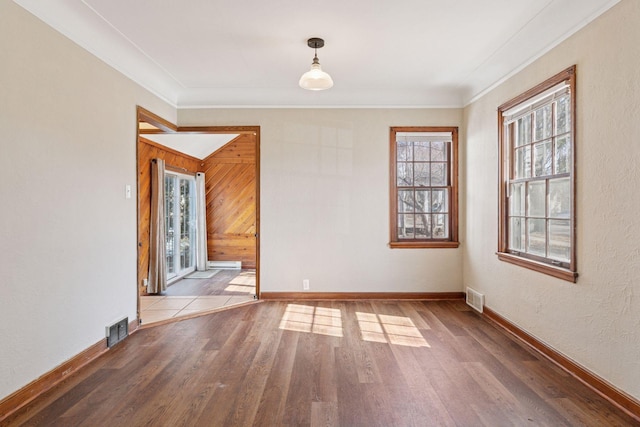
left=165, top=171, right=196, bottom=282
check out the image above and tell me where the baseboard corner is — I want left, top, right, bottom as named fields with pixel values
left=481, top=306, right=640, bottom=422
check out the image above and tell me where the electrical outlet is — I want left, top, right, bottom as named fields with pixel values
left=303, top=279, right=310, bottom=290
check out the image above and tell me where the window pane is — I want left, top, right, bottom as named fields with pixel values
left=414, top=163, right=429, bottom=186
left=414, top=141, right=430, bottom=161
left=498, top=68, right=575, bottom=275
left=555, top=135, right=571, bottom=174
left=430, top=163, right=446, bottom=186
left=398, top=190, right=414, bottom=213
left=397, top=162, right=413, bottom=186
left=527, top=218, right=546, bottom=256
left=431, top=189, right=448, bottom=213
left=549, top=178, right=571, bottom=219
left=431, top=141, right=446, bottom=161
left=391, top=128, right=456, bottom=245
left=556, top=95, right=571, bottom=134
left=527, top=181, right=546, bottom=218
left=414, top=214, right=430, bottom=238
left=534, top=104, right=552, bottom=141
left=397, top=214, right=414, bottom=239
left=509, top=217, right=525, bottom=251
left=165, top=176, right=175, bottom=275
left=415, top=190, right=430, bottom=213
left=514, top=146, right=531, bottom=179
left=548, top=219, right=571, bottom=261
left=533, top=140, right=552, bottom=177
left=516, top=115, right=531, bottom=146
left=433, top=214, right=448, bottom=238
left=397, top=141, right=412, bottom=161
left=509, top=182, right=525, bottom=216
left=179, top=178, right=195, bottom=270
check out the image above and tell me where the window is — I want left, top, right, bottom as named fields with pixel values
left=389, top=127, right=459, bottom=248
left=165, top=170, right=197, bottom=281
left=497, top=65, right=577, bottom=282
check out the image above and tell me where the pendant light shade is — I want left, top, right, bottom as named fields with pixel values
left=299, top=38, right=333, bottom=91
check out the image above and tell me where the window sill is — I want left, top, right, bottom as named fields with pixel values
left=390, top=241, right=460, bottom=249
left=497, top=252, right=577, bottom=283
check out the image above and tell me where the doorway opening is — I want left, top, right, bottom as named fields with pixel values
left=136, top=107, right=260, bottom=325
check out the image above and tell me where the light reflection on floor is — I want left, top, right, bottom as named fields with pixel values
left=357, top=311, right=430, bottom=347
left=279, top=304, right=343, bottom=337
left=278, top=303, right=430, bottom=347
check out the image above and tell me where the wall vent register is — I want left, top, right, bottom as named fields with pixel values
left=106, top=317, right=129, bottom=348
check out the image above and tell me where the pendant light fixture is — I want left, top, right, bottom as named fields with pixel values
left=299, top=37, right=333, bottom=91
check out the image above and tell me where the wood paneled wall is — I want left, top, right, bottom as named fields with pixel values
left=137, top=138, right=201, bottom=294
left=201, top=134, right=257, bottom=269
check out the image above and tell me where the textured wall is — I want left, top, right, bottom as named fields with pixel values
left=5, top=0, right=637, bottom=408
left=463, top=0, right=640, bottom=400
left=179, top=108, right=465, bottom=293
left=0, top=1, right=173, bottom=400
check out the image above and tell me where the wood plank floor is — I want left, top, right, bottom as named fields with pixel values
left=4, top=301, right=638, bottom=426
left=163, top=269, right=256, bottom=296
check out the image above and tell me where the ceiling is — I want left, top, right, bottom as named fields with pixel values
left=15, top=0, right=619, bottom=108
left=140, top=133, right=239, bottom=160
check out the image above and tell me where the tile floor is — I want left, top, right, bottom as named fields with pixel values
left=140, top=294, right=255, bottom=325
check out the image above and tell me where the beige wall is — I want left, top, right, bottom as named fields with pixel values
left=0, top=1, right=174, bottom=400
left=3, top=0, right=638, bottom=408
left=179, top=108, right=464, bottom=293
left=463, top=0, right=640, bottom=400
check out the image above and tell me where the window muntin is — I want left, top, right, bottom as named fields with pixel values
left=498, top=66, right=577, bottom=281
left=390, top=127, right=459, bottom=248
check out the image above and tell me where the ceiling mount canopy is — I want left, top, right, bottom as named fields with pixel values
left=299, top=37, right=334, bottom=91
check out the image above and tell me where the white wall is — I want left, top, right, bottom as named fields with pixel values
left=179, top=108, right=464, bottom=294
left=463, top=0, right=640, bottom=401
left=0, top=1, right=174, bottom=400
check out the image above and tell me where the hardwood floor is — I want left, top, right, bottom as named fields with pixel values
left=164, top=269, right=256, bottom=296
left=139, top=269, right=256, bottom=325
left=4, top=300, right=638, bottom=426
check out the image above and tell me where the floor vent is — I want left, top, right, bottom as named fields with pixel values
left=208, top=260, right=242, bottom=270
left=106, top=317, right=128, bottom=348
left=466, top=287, right=484, bottom=313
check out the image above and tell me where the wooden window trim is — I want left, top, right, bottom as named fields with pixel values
left=497, top=66, right=577, bottom=282
left=389, top=126, right=459, bottom=249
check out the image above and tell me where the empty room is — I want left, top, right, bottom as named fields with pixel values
left=1, top=0, right=639, bottom=425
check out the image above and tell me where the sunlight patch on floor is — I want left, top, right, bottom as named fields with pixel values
left=229, top=271, right=256, bottom=286
left=224, top=284, right=256, bottom=293
left=356, top=311, right=429, bottom=348
left=279, top=304, right=343, bottom=337
left=278, top=305, right=428, bottom=345
left=225, top=271, right=256, bottom=293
